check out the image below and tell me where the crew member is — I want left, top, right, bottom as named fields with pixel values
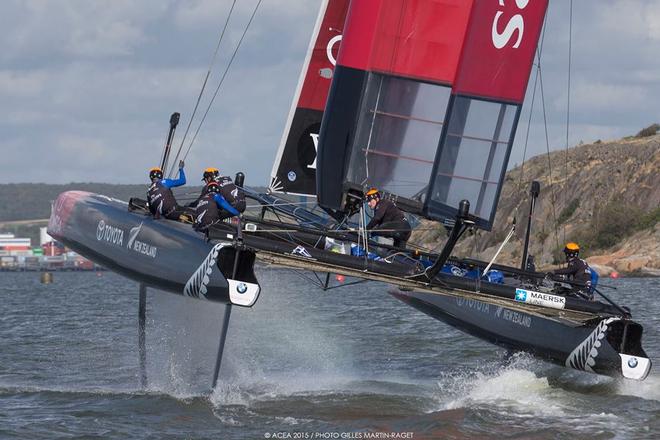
left=187, top=167, right=220, bottom=207
left=193, top=181, right=240, bottom=231
left=216, top=173, right=246, bottom=214
left=147, top=160, right=189, bottom=220
left=552, top=242, right=595, bottom=299
left=365, top=188, right=411, bottom=248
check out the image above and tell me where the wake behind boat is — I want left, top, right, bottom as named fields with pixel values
left=47, top=0, right=652, bottom=382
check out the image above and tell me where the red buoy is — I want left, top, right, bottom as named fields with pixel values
left=336, top=274, right=345, bottom=283
left=610, top=271, right=619, bottom=279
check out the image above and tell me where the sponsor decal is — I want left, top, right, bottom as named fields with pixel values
left=127, top=222, right=157, bottom=258
left=326, top=34, right=342, bottom=66
left=491, top=0, right=530, bottom=49
left=307, top=133, right=320, bottom=169
left=96, top=220, right=124, bottom=246
left=500, top=307, right=532, bottom=328
left=566, top=317, right=620, bottom=372
left=514, top=288, right=566, bottom=310
left=456, top=297, right=489, bottom=314
left=291, top=245, right=313, bottom=258
left=287, top=171, right=297, bottom=182
left=184, top=243, right=227, bottom=299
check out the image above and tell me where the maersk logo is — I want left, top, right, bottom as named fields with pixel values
left=96, top=220, right=124, bottom=246
left=127, top=222, right=157, bottom=258
left=515, top=288, right=566, bottom=310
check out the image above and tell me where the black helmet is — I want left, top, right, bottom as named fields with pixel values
left=206, top=181, right=220, bottom=193
left=149, top=167, right=163, bottom=180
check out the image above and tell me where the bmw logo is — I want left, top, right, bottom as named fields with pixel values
left=287, top=171, right=297, bottom=182
left=628, top=357, right=638, bottom=368
left=236, top=283, right=247, bottom=294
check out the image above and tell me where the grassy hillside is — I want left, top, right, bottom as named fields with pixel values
left=0, top=183, right=206, bottom=222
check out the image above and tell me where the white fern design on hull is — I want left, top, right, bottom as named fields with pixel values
left=184, top=243, right=228, bottom=299
left=565, top=317, right=620, bottom=372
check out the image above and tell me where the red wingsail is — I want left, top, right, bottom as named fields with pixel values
left=317, top=0, right=548, bottom=229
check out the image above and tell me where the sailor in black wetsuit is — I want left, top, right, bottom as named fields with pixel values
left=193, top=182, right=240, bottom=231
left=552, top=242, right=594, bottom=300
left=365, top=188, right=411, bottom=248
left=147, top=160, right=189, bottom=220
left=187, top=167, right=220, bottom=207
left=216, top=174, right=246, bottom=216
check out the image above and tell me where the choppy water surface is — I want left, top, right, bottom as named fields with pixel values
left=1, top=270, right=658, bottom=439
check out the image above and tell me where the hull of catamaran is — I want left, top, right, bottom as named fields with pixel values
left=47, top=191, right=260, bottom=306
left=47, top=191, right=651, bottom=380
left=391, top=289, right=652, bottom=380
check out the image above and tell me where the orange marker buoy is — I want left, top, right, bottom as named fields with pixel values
left=336, top=274, right=345, bottom=283
left=610, top=271, right=619, bottom=279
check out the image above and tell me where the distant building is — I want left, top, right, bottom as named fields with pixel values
left=40, top=227, right=54, bottom=246
left=0, top=233, right=31, bottom=254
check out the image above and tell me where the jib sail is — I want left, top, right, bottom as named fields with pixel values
left=269, top=0, right=350, bottom=196
left=317, top=0, right=548, bottom=230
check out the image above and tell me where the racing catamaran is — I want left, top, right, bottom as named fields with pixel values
left=48, top=0, right=652, bottom=382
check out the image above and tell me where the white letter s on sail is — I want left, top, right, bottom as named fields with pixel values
left=492, top=0, right=529, bottom=49
left=492, top=12, right=524, bottom=49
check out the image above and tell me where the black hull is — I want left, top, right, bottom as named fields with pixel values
left=47, top=191, right=260, bottom=306
left=392, top=289, right=651, bottom=380
left=47, top=191, right=651, bottom=380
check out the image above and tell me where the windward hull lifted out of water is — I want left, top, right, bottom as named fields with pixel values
left=47, top=191, right=260, bottom=307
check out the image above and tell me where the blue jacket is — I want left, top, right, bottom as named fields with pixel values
left=213, top=193, right=239, bottom=216
left=160, top=168, right=186, bottom=189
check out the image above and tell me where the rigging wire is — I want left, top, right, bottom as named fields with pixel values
left=538, top=50, right=561, bottom=255
left=172, top=0, right=264, bottom=176
left=517, top=7, right=549, bottom=194
left=167, top=0, right=237, bottom=177
left=563, top=0, right=574, bottom=245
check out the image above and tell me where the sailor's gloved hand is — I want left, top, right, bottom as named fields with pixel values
left=179, top=159, right=185, bottom=169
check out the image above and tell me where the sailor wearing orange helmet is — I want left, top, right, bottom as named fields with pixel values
left=147, top=159, right=188, bottom=220
left=364, top=188, right=411, bottom=248
left=552, top=242, right=594, bottom=298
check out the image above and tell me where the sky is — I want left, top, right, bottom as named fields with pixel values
left=1, top=0, right=659, bottom=185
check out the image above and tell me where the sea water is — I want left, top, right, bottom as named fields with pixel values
left=0, top=270, right=658, bottom=439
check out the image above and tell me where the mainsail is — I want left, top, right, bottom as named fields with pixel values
left=269, top=0, right=349, bottom=196
left=317, top=0, right=548, bottom=230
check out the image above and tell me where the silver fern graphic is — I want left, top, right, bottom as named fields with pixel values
left=268, top=176, right=284, bottom=193
left=184, top=243, right=228, bottom=299
left=565, top=317, right=620, bottom=372
left=127, top=222, right=143, bottom=249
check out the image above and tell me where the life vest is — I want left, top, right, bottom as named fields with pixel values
left=147, top=181, right=176, bottom=216
left=193, top=193, right=220, bottom=229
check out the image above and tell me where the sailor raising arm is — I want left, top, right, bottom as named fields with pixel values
left=147, top=160, right=190, bottom=220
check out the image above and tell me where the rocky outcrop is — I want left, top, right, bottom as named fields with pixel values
left=413, top=133, right=660, bottom=276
